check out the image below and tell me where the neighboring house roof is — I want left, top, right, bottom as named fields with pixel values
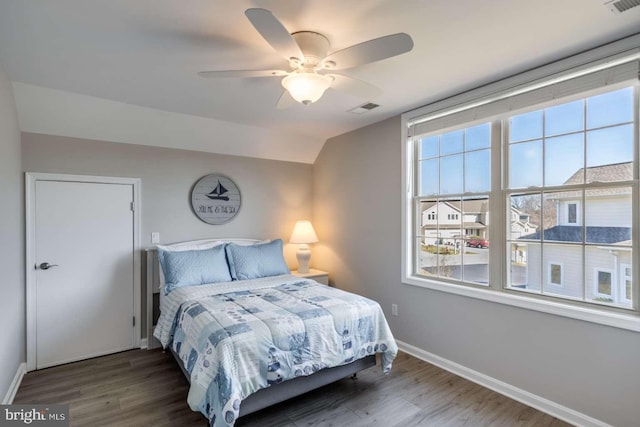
left=552, top=162, right=633, bottom=199
left=564, top=161, right=632, bottom=185
left=519, top=226, right=631, bottom=244
left=420, top=199, right=488, bottom=214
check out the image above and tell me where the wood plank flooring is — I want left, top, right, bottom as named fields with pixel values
left=14, top=349, right=572, bottom=426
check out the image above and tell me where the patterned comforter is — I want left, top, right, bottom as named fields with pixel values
left=154, top=274, right=397, bottom=427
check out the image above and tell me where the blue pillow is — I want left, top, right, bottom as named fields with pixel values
left=158, top=245, right=232, bottom=294
left=225, top=239, right=290, bottom=280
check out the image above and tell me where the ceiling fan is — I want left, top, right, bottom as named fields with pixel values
left=198, top=8, right=414, bottom=108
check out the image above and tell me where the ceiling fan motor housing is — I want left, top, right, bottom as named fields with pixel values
left=290, top=31, right=330, bottom=68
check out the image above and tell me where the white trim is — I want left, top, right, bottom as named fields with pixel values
left=396, top=340, right=612, bottom=427
left=2, top=363, right=26, bottom=404
left=25, top=172, right=142, bottom=371
left=140, top=338, right=148, bottom=350
left=566, top=201, right=580, bottom=225
left=619, top=263, right=632, bottom=304
left=547, top=261, right=564, bottom=287
left=594, top=268, right=614, bottom=300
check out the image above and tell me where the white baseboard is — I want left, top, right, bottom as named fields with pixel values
left=140, top=338, right=148, bottom=349
left=396, top=340, right=610, bottom=427
left=2, top=362, right=26, bottom=404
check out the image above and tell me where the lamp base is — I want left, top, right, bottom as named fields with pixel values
left=296, top=244, right=311, bottom=274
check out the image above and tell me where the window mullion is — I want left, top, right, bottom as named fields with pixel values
left=489, top=120, right=504, bottom=291
left=633, top=85, right=640, bottom=311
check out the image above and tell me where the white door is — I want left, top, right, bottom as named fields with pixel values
left=34, top=180, right=135, bottom=369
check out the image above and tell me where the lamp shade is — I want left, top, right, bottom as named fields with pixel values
left=281, top=72, right=332, bottom=105
left=289, top=220, right=319, bottom=244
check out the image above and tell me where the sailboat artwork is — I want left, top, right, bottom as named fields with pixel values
left=191, top=174, right=242, bottom=225
left=206, top=180, right=230, bottom=201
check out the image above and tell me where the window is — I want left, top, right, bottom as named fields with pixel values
left=567, top=203, right=578, bottom=225
left=548, top=263, right=563, bottom=286
left=416, top=123, right=491, bottom=284
left=595, top=270, right=613, bottom=300
left=403, top=56, right=640, bottom=327
left=621, top=264, right=632, bottom=304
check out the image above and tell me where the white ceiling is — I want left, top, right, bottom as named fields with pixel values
left=0, top=0, right=639, bottom=162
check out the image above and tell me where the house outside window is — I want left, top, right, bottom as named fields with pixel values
left=403, top=57, right=639, bottom=327
left=567, top=203, right=578, bottom=225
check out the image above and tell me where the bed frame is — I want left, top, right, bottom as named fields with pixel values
left=144, top=238, right=377, bottom=418
left=171, top=347, right=375, bottom=417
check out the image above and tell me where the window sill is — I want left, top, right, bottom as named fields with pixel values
left=402, top=274, right=640, bottom=332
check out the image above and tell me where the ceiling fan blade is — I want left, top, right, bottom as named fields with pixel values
left=198, top=69, right=288, bottom=78
left=245, top=8, right=304, bottom=62
left=322, top=33, right=413, bottom=70
left=327, top=73, right=383, bottom=99
left=276, top=90, right=297, bottom=109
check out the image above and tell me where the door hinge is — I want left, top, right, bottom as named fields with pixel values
left=133, top=316, right=136, bottom=327
left=130, top=202, right=135, bottom=212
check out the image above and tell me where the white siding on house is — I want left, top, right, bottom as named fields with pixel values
left=584, top=195, right=631, bottom=228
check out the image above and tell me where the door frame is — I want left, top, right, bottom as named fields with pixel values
left=25, top=173, right=141, bottom=371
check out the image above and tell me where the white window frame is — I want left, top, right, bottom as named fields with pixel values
left=401, top=35, right=640, bottom=333
left=566, top=202, right=580, bottom=225
left=620, top=263, right=632, bottom=304
left=547, top=262, right=564, bottom=288
left=594, top=268, right=614, bottom=300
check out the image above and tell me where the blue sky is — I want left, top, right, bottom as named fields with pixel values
left=419, top=87, right=634, bottom=195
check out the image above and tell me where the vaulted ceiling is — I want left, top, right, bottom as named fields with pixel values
left=0, top=0, right=639, bottom=163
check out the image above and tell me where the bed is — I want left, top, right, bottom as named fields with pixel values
left=151, top=238, right=397, bottom=427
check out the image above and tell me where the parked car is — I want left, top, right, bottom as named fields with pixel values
left=466, top=238, right=489, bottom=248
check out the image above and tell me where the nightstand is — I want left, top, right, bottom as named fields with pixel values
left=291, top=268, right=329, bottom=285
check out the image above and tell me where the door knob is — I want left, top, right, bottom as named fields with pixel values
left=37, top=262, right=59, bottom=270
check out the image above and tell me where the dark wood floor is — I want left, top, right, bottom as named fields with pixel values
left=15, top=349, right=571, bottom=427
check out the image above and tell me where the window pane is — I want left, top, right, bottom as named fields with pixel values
left=543, top=191, right=581, bottom=242
left=587, top=87, right=634, bottom=129
left=465, top=123, right=491, bottom=150
left=586, top=246, right=632, bottom=308
left=586, top=125, right=633, bottom=176
left=550, top=264, right=562, bottom=285
left=544, top=133, right=584, bottom=186
left=543, top=244, right=583, bottom=299
left=465, top=149, right=490, bottom=192
left=508, top=242, right=540, bottom=292
left=545, top=100, right=584, bottom=136
left=440, top=154, right=463, bottom=194
left=462, top=197, right=489, bottom=285
left=509, top=193, right=541, bottom=241
left=597, top=271, right=612, bottom=295
left=510, top=110, right=543, bottom=142
left=419, top=159, right=439, bottom=196
left=420, top=136, right=439, bottom=159
left=510, top=140, right=543, bottom=188
left=441, top=130, right=464, bottom=155
left=585, top=187, right=631, bottom=245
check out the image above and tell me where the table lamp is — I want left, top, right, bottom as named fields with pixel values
left=289, top=220, right=319, bottom=273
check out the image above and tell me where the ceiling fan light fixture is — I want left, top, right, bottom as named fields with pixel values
left=282, top=72, right=333, bottom=105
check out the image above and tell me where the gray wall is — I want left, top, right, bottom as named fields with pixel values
left=22, top=133, right=314, bottom=337
left=313, top=117, right=640, bottom=427
left=0, top=65, right=24, bottom=401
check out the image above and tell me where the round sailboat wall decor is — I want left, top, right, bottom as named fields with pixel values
left=191, top=174, right=241, bottom=225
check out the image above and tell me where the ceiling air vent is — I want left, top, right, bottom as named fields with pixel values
left=348, top=102, right=380, bottom=115
left=604, top=0, right=640, bottom=13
